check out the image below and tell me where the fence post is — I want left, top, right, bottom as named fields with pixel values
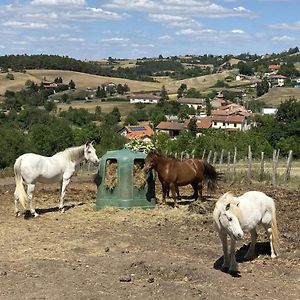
left=180, top=152, right=184, bottom=161
left=284, top=150, right=293, bottom=182
left=202, top=149, right=206, bottom=160
left=191, top=149, right=195, bottom=159
left=213, top=151, right=218, bottom=165
left=233, top=147, right=237, bottom=176
left=207, top=150, right=212, bottom=163
left=272, top=149, right=277, bottom=186
left=247, top=145, right=252, bottom=180
left=260, top=152, right=264, bottom=180
left=227, top=151, right=231, bottom=175
left=219, top=149, right=224, bottom=166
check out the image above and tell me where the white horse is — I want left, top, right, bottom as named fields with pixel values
left=213, top=191, right=279, bottom=273
left=14, top=141, right=99, bottom=217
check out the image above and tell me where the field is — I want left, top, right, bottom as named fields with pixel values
left=0, top=69, right=238, bottom=96
left=258, top=87, right=300, bottom=106
left=57, top=100, right=136, bottom=115
left=0, top=174, right=299, bottom=300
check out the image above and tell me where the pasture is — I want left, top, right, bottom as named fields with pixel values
left=0, top=174, right=299, bottom=299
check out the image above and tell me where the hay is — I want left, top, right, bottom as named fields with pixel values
left=104, top=160, right=118, bottom=191
left=133, top=162, right=147, bottom=190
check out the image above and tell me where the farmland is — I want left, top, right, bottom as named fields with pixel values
left=0, top=174, right=299, bottom=300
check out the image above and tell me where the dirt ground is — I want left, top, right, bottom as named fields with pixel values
left=0, top=174, right=299, bottom=300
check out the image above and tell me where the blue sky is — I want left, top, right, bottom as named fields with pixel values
left=0, top=0, right=299, bottom=60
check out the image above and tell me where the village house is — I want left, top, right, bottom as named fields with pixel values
left=130, top=94, right=160, bottom=104
left=177, top=97, right=206, bottom=110
left=117, top=124, right=154, bottom=142
left=155, top=121, right=185, bottom=138
left=42, top=81, right=58, bottom=89
left=184, top=116, right=212, bottom=132
left=268, top=74, right=287, bottom=87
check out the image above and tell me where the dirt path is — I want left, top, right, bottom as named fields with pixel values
left=0, top=176, right=299, bottom=300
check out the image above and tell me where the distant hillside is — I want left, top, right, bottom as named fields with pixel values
left=258, top=87, right=300, bottom=107
left=0, top=70, right=163, bottom=95
left=0, top=69, right=241, bottom=95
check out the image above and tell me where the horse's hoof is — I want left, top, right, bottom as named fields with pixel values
left=60, top=208, right=65, bottom=213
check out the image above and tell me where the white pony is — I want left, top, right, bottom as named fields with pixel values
left=14, top=141, right=99, bottom=217
left=213, top=191, right=279, bottom=273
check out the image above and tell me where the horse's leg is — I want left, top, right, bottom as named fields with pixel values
left=229, top=237, right=238, bottom=272
left=218, top=232, right=229, bottom=270
left=27, top=184, right=39, bottom=217
left=161, top=183, right=168, bottom=204
left=198, top=180, right=203, bottom=200
left=191, top=182, right=199, bottom=201
left=59, top=178, right=70, bottom=212
left=244, top=228, right=257, bottom=260
left=14, top=188, right=20, bottom=217
left=169, top=183, right=178, bottom=208
left=262, top=212, right=277, bottom=258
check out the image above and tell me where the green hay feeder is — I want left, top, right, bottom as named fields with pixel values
left=95, top=148, right=156, bottom=209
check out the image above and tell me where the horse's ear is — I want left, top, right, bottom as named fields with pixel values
left=236, top=202, right=240, bottom=207
left=225, top=203, right=230, bottom=210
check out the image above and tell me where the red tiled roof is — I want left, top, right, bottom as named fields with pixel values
left=118, top=125, right=154, bottom=140
left=212, top=115, right=245, bottom=123
left=131, top=94, right=160, bottom=100
left=156, top=121, right=184, bottom=131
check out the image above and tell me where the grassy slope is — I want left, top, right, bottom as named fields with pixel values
left=258, top=87, right=300, bottom=107
left=0, top=69, right=236, bottom=96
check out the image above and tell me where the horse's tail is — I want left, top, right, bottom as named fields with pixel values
left=271, top=207, right=280, bottom=257
left=14, top=157, right=28, bottom=209
left=202, top=160, right=218, bottom=194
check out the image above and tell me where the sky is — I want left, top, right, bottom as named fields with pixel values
left=0, top=0, right=299, bottom=60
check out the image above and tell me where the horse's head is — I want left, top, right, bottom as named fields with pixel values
left=219, top=203, right=244, bottom=241
left=143, top=151, right=159, bottom=173
left=84, top=141, right=99, bottom=165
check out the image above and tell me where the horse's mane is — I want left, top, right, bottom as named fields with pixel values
left=214, top=191, right=242, bottom=224
left=55, top=145, right=85, bottom=162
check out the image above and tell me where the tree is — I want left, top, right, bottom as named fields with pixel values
left=205, top=99, right=212, bottom=116
left=159, top=85, right=169, bottom=103
left=238, top=62, right=254, bottom=76
left=6, top=73, right=14, bottom=80
left=94, top=106, right=102, bottom=121
left=69, top=80, right=76, bottom=89
left=188, top=117, right=197, bottom=136
left=96, top=85, right=107, bottom=98
left=44, top=100, right=57, bottom=112
left=124, top=114, right=138, bottom=126
left=177, top=83, right=187, bottom=99
left=276, top=98, right=300, bottom=123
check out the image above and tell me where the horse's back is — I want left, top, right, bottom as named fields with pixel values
left=239, top=191, right=275, bottom=208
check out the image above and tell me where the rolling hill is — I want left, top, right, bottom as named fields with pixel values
left=257, top=87, right=300, bottom=107
left=0, top=69, right=238, bottom=96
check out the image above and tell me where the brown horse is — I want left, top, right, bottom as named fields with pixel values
left=143, top=151, right=219, bottom=207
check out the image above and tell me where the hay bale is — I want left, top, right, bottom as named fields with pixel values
left=133, top=162, right=147, bottom=190
left=104, top=160, right=118, bottom=191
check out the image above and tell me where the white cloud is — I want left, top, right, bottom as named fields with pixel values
left=272, top=35, right=297, bottom=42
left=101, top=37, right=130, bottom=42
left=269, top=22, right=300, bottom=31
left=105, top=0, right=257, bottom=18
left=231, top=29, right=245, bottom=34
left=30, top=0, right=86, bottom=6
left=3, top=20, right=49, bottom=29
left=148, top=13, right=202, bottom=28
left=158, top=35, right=173, bottom=41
